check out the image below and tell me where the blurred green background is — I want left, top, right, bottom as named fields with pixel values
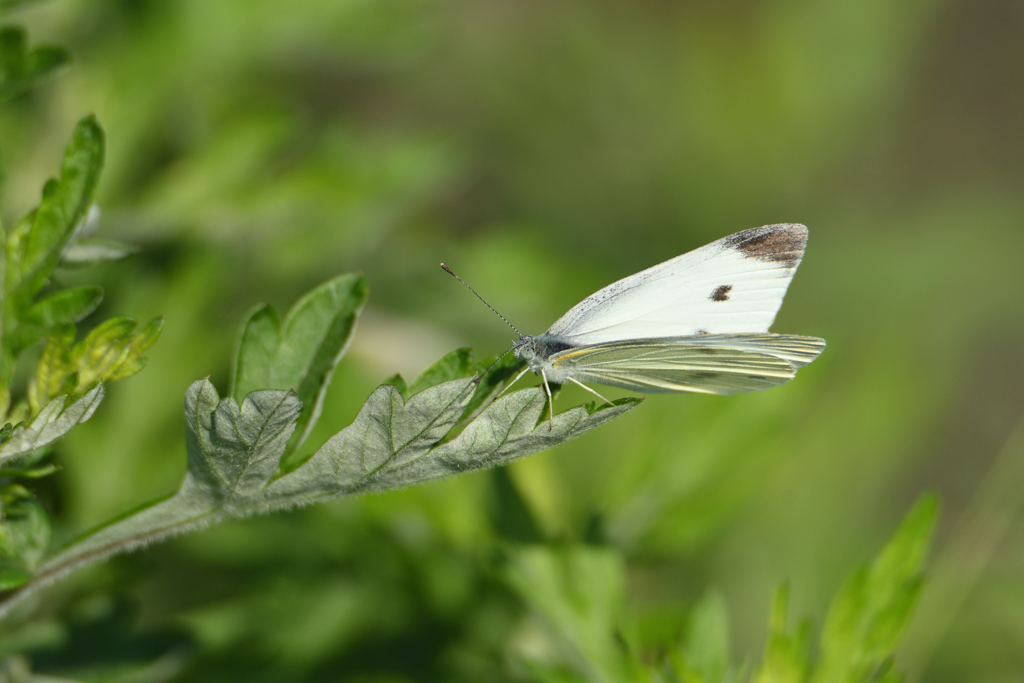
left=2, top=0, right=1023, bottom=680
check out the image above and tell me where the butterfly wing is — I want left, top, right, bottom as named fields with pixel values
left=545, top=224, right=809, bottom=345
left=549, top=334, right=825, bottom=395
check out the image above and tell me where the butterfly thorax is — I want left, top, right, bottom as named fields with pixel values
left=514, top=334, right=577, bottom=381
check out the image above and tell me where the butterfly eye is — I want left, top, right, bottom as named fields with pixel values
left=518, top=346, right=535, bottom=361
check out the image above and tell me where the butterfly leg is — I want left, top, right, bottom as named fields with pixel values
left=540, top=369, right=555, bottom=430
left=565, top=377, right=614, bottom=406
left=494, top=366, right=532, bottom=400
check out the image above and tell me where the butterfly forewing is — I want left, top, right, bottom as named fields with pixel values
left=549, top=334, right=825, bottom=395
left=545, top=224, right=809, bottom=345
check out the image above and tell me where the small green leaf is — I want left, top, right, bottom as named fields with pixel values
left=752, top=585, right=811, bottom=683
left=0, top=26, right=69, bottom=103
left=68, top=315, right=164, bottom=387
left=678, top=592, right=731, bottom=683
left=231, top=273, right=368, bottom=452
left=11, top=286, right=104, bottom=354
left=23, top=285, right=104, bottom=328
left=104, top=316, right=164, bottom=381
left=492, top=467, right=544, bottom=543
left=3, top=116, right=104, bottom=384
left=459, top=352, right=525, bottom=422
left=382, top=373, right=408, bottom=397
left=5, top=116, right=103, bottom=301
left=0, top=384, right=104, bottom=466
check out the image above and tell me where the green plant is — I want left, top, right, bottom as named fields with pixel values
left=0, top=119, right=638, bottom=617
left=503, top=495, right=938, bottom=683
left=0, top=115, right=163, bottom=593
left=0, top=4, right=949, bottom=680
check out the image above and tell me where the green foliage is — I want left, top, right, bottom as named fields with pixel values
left=807, top=495, right=938, bottom=683
left=0, top=384, right=102, bottom=466
left=27, top=316, right=163, bottom=414
left=231, top=273, right=368, bottom=457
left=2, top=116, right=105, bottom=386
left=0, top=2, right=1001, bottom=679
left=0, top=25, right=68, bottom=104
left=503, top=496, right=937, bottom=683
left=2, top=286, right=637, bottom=612
left=750, top=499, right=938, bottom=683
left=0, top=499, right=48, bottom=591
left=503, top=546, right=633, bottom=683
left=0, top=114, right=162, bottom=599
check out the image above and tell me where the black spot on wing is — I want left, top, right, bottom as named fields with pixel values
left=710, top=284, right=732, bottom=302
left=723, top=224, right=807, bottom=269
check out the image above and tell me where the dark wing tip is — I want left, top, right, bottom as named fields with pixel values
left=722, top=223, right=808, bottom=269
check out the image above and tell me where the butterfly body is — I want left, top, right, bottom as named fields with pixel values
left=443, top=223, right=824, bottom=417
left=509, top=223, right=825, bottom=397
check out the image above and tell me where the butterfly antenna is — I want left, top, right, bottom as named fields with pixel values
left=440, top=263, right=522, bottom=337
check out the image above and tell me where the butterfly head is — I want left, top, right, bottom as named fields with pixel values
left=512, top=335, right=536, bottom=361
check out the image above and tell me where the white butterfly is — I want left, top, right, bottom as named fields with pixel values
left=444, top=223, right=825, bottom=418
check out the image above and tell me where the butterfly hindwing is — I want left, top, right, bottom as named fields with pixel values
left=549, top=333, right=825, bottom=395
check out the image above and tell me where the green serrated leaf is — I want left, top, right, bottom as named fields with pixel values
left=26, top=316, right=159, bottom=419
left=382, top=373, right=408, bottom=397
left=269, top=379, right=638, bottom=502
left=14, top=348, right=637, bottom=613
left=2, top=116, right=104, bottom=384
left=231, top=273, right=368, bottom=452
left=184, top=382, right=304, bottom=508
left=0, top=384, right=104, bottom=466
left=105, top=315, right=164, bottom=381
left=70, top=315, right=163, bottom=386
left=11, top=285, right=104, bottom=354
left=25, top=383, right=304, bottom=588
left=0, top=26, right=70, bottom=103
left=23, top=285, right=103, bottom=328
left=459, top=352, right=526, bottom=423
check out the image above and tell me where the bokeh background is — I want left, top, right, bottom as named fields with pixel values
left=1, top=0, right=1023, bottom=680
